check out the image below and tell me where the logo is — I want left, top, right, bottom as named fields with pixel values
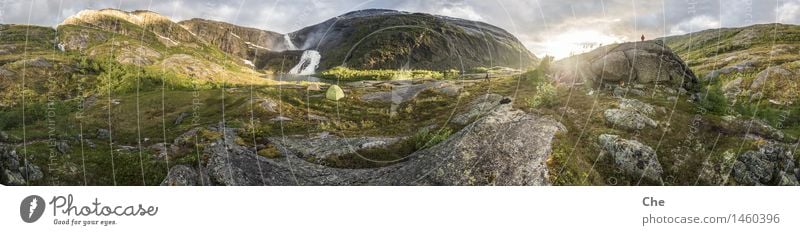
left=20, top=195, right=46, bottom=223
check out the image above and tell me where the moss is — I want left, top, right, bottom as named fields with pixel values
left=257, top=144, right=282, bottom=159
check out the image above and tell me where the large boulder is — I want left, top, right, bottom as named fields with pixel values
left=165, top=99, right=566, bottom=186
left=590, top=51, right=631, bottom=82
left=598, top=134, right=663, bottom=184
left=556, top=41, right=699, bottom=91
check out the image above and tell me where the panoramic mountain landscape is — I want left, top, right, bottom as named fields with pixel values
left=1, top=7, right=798, bottom=186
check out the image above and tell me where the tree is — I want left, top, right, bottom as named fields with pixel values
left=536, top=55, right=554, bottom=75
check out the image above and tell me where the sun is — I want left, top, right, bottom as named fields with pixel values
left=535, top=29, right=625, bottom=59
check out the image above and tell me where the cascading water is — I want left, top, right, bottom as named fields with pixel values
left=284, top=33, right=321, bottom=75
left=284, top=34, right=298, bottom=50
left=289, top=50, right=321, bottom=75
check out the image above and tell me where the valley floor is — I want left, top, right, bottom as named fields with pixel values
left=2, top=71, right=799, bottom=186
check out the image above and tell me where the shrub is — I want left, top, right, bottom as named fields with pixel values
left=697, top=86, right=729, bottom=115
left=412, top=127, right=452, bottom=150
left=527, top=82, right=558, bottom=108
left=320, top=66, right=445, bottom=81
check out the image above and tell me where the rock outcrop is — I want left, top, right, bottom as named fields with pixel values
left=0, top=144, right=43, bottom=185
left=732, top=143, right=799, bottom=186
left=163, top=99, right=565, bottom=186
left=555, top=41, right=699, bottom=92
left=161, top=164, right=212, bottom=186
left=269, top=135, right=402, bottom=160
left=452, top=93, right=504, bottom=125
left=598, top=134, right=663, bottom=184
left=604, top=98, right=658, bottom=130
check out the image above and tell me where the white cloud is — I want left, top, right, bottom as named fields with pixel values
left=669, top=15, right=720, bottom=35
left=438, top=5, right=484, bottom=21
left=777, top=2, right=800, bottom=23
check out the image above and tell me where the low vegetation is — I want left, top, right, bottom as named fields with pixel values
left=412, top=127, right=453, bottom=150
left=523, top=56, right=558, bottom=109
left=319, top=66, right=457, bottom=81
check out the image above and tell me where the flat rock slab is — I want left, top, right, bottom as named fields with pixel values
left=269, top=135, right=402, bottom=159
left=165, top=103, right=566, bottom=186
left=360, top=81, right=462, bottom=104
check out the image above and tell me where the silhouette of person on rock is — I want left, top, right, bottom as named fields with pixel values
left=641, top=34, right=645, bottom=42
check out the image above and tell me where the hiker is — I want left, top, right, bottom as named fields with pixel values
left=641, top=34, right=645, bottom=42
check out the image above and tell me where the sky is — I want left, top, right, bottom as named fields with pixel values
left=1, top=0, right=798, bottom=59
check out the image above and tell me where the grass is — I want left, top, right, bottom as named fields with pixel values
left=319, top=66, right=452, bottom=81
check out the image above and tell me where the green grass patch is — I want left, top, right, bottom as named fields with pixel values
left=319, top=66, right=450, bottom=81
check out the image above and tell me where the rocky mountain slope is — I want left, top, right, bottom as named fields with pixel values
left=56, top=9, right=261, bottom=82
left=288, top=9, right=537, bottom=71
left=180, top=9, right=539, bottom=72
left=178, top=18, right=291, bottom=61
left=662, top=23, right=800, bottom=105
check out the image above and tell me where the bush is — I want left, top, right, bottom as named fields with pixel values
left=320, top=66, right=445, bottom=81
left=412, top=127, right=452, bottom=150
left=527, top=82, right=558, bottom=108
left=697, top=86, right=729, bottom=115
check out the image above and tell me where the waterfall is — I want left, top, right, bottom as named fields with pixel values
left=289, top=50, right=321, bottom=75
left=284, top=34, right=298, bottom=50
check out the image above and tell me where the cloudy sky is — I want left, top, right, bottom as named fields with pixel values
left=1, top=0, right=798, bottom=58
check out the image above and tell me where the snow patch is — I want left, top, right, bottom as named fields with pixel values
left=181, top=25, right=198, bottom=37
left=242, top=59, right=254, bottom=67
left=245, top=41, right=269, bottom=50
left=156, top=34, right=179, bottom=45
